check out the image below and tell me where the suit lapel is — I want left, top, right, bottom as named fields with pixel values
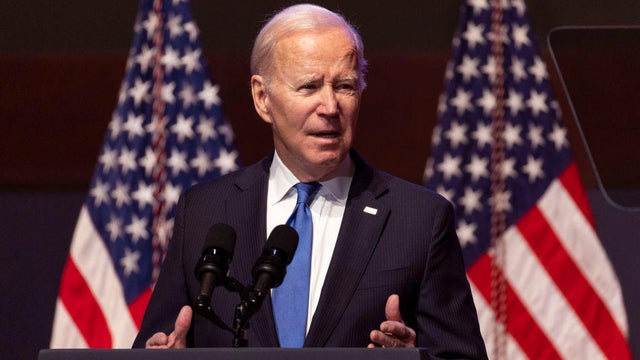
left=305, top=153, right=391, bottom=347
left=224, top=156, right=280, bottom=347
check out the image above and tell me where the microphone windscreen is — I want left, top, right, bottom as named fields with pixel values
left=204, top=223, right=237, bottom=256
left=265, top=224, right=298, bottom=259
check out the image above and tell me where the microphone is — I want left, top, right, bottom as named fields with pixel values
left=238, top=224, right=298, bottom=323
left=194, top=223, right=236, bottom=310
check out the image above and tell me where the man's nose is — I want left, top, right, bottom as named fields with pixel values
left=317, top=86, right=338, bottom=116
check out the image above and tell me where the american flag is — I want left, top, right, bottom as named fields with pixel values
left=424, top=0, right=631, bottom=358
left=50, top=0, right=241, bottom=348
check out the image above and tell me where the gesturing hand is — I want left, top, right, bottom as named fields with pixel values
left=368, top=294, right=416, bottom=348
left=145, top=305, right=192, bottom=349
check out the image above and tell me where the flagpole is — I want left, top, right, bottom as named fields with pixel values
left=489, top=0, right=507, bottom=358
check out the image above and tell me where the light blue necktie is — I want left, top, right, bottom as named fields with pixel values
left=272, top=182, right=321, bottom=348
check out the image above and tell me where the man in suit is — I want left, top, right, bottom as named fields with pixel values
left=133, top=4, right=487, bottom=358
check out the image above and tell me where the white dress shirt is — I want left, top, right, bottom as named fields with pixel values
left=266, top=151, right=354, bottom=333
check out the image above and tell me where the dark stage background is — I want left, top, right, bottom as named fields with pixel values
left=1, top=1, right=639, bottom=359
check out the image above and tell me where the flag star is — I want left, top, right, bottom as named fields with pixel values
left=128, top=78, right=151, bottom=107
left=196, top=117, right=218, bottom=142
left=109, top=114, right=123, bottom=140
left=423, top=158, right=435, bottom=181
left=217, top=122, right=236, bottom=145
left=431, top=125, right=442, bottom=147
left=450, top=88, right=473, bottom=116
left=472, top=122, right=492, bottom=149
left=468, top=0, right=489, bottom=14
left=511, top=23, right=531, bottom=49
left=171, top=114, right=195, bottom=143
left=190, top=148, right=213, bottom=177
left=506, top=89, right=525, bottom=116
left=504, top=123, right=524, bottom=149
left=444, top=61, right=455, bottom=82
left=465, top=154, right=490, bottom=182
left=162, top=81, right=177, bottom=104
left=135, top=44, right=155, bottom=74
left=445, top=121, right=469, bottom=148
left=481, top=56, right=497, bottom=84
left=213, top=148, right=240, bottom=175
left=501, top=157, right=518, bottom=179
left=522, top=155, right=545, bottom=182
left=457, top=55, right=481, bottom=82
left=549, top=124, right=569, bottom=150
left=437, top=93, right=448, bottom=115
left=491, top=189, right=513, bottom=213
left=436, top=185, right=455, bottom=203
left=510, top=57, right=528, bottom=83
left=89, top=180, right=110, bottom=207
left=457, top=220, right=478, bottom=247
left=139, top=147, right=157, bottom=176
left=181, top=48, right=202, bottom=75
left=164, top=182, right=183, bottom=208
left=166, top=14, right=184, bottom=39
left=126, top=215, right=149, bottom=244
left=99, top=146, right=118, bottom=173
left=124, top=112, right=145, bottom=140
left=511, top=0, right=527, bottom=16
left=155, top=218, right=174, bottom=251
left=120, top=247, right=141, bottom=277
left=459, top=187, right=483, bottom=214
left=476, top=89, right=496, bottom=116
left=167, top=150, right=189, bottom=176
left=106, top=215, right=123, bottom=242
left=145, top=116, right=167, bottom=136
left=528, top=124, right=545, bottom=149
left=529, top=56, right=548, bottom=83
left=111, top=181, right=131, bottom=208
left=118, top=147, right=138, bottom=174
left=161, top=46, right=183, bottom=74
left=436, top=153, right=463, bottom=181
left=462, top=22, right=486, bottom=49
left=198, top=81, right=222, bottom=109
left=132, top=181, right=155, bottom=209
left=179, top=83, right=198, bottom=108
left=142, top=11, right=159, bottom=39
left=117, top=83, right=128, bottom=105
left=526, top=90, right=549, bottom=117
left=184, top=21, right=199, bottom=42
left=488, top=24, right=510, bottom=45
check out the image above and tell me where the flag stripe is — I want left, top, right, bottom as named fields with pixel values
left=541, top=168, right=628, bottom=335
left=58, top=257, right=112, bottom=348
left=129, top=287, right=153, bottom=328
left=468, top=254, right=563, bottom=359
left=519, top=201, right=629, bottom=359
left=469, top=280, right=527, bottom=359
left=70, top=206, right=139, bottom=347
left=507, top=221, right=605, bottom=359
left=50, top=300, right=89, bottom=348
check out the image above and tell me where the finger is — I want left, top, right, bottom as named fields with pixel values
left=380, top=320, right=415, bottom=341
left=145, top=332, right=169, bottom=348
left=384, top=294, right=403, bottom=323
left=168, top=305, right=192, bottom=348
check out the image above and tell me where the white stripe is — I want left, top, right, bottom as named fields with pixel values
left=504, top=226, right=605, bottom=359
left=468, top=279, right=527, bottom=360
left=69, top=206, right=138, bottom=348
left=50, top=298, right=89, bottom=348
left=538, top=179, right=628, bottom=335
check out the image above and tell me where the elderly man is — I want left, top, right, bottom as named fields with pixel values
left=133, top=4, right=487, bottom=358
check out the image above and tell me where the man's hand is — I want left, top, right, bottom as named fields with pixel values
left=368, top=294, right=416, bottom=348
left=145, top=305, right=192, bottom=348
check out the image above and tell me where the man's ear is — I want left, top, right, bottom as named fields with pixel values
left=250, top=75, right=272, bottom=124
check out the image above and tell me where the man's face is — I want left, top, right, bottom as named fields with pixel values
left=252, top=27, right=362, bottom=181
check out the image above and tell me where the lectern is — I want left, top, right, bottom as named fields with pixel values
left=39, top=348, right=429, bottom=360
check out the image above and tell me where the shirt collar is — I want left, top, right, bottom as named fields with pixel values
left=268, top=151, right=354, bottom=206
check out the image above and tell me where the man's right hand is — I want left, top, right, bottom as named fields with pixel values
left=145, top=305, right=192, bottom=348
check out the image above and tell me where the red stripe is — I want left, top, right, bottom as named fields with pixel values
left=517, top=205, right=632, bottom=359
left=129, top=287, right=152, bottom=329
left=558, top=162, right=596, bottom=226
left=468, top=254, right=562, bottom=359
left=58, top=257, right=112, bottom=348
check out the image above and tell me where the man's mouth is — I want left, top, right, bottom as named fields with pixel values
left=311, top=131, right=340, bottom=138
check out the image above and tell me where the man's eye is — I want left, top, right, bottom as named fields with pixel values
left=300, top=84, right=317, bottom=90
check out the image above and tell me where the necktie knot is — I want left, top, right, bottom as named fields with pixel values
left=293, top=182, right=321, bottom=206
